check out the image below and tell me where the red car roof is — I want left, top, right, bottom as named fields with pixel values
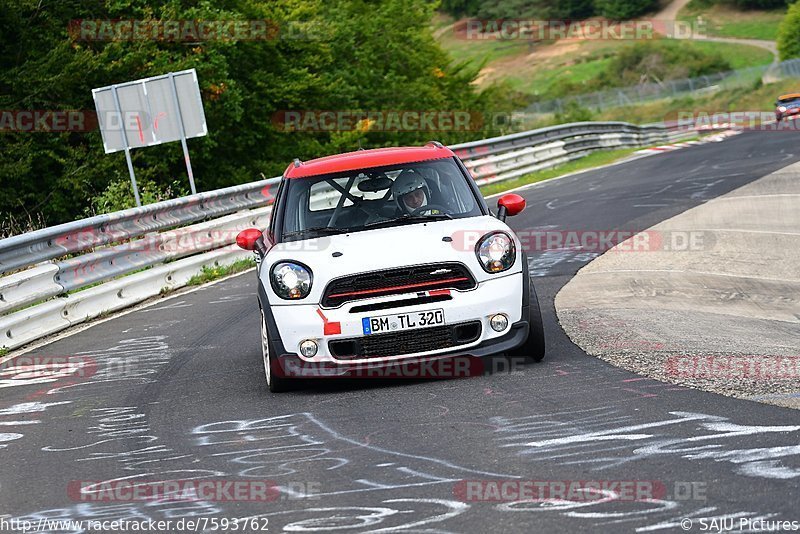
left=284, top=144, right=455, bottom=178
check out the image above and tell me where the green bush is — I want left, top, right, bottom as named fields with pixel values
left=0, top=212, right=47, bottom=239
left=534, top=40, right=732, bottom=101
left=593, top=0, right=659, bottom=20
left=186, top=258, right=256, bottom=286
left=461, top=0, right=597, bottom=19
left=597, top=41, right=731, bottom=87
left=86, top=179, right=189, bottom=216
left=555, top=101, right=595, bottom=123
left=778, top=1, right=800, bottom=60
left=685, top=0, right=717, bottom=8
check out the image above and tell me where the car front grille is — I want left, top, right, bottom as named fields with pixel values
left=321, top=262, right=476, bottom=308
left=328, top=320, right=482, bottom=360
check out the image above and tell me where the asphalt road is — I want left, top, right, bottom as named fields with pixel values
left=2, top=131, right=799, bottom=533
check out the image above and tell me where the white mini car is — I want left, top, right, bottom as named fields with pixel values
left=237, top=142, right=545, bottom=391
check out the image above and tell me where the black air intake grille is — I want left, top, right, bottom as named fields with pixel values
left=328, top=321, right=482, bottom=360
left=322, top=262, right=476, bottom=308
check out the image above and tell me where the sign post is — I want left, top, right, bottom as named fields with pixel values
left=92, top=69, right=208, bottom=204
left=109, top=84, right=142, bottom=206
left=168, top=72, right=197, bottom=195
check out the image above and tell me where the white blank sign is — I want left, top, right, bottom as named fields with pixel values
left=93, top=69, right=207, bottom=154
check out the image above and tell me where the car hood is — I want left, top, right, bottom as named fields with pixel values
left=261, top=215, right=522, bottom=305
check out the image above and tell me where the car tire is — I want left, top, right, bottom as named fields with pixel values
left=260, top=307, right=293, bottom=393
left=509, top=280, right=546, bottom=362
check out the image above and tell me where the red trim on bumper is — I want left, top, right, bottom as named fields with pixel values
left=327, top=277, right=469, bottom=299
left=316, top=308, right=342, bottom=335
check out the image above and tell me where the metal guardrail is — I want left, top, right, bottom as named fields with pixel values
left=0, top=120, right=695, bottom=350
left=0, top=178, right=280, bottom=275
left=451, top=121, right=683, bottom=185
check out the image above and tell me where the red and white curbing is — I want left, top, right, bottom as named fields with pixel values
left=634, top=129, right=742, bottom=155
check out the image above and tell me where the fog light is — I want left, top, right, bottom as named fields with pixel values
left=489, top=314, right=508, bottom=332
left=299, top=339, right=318, bottom=357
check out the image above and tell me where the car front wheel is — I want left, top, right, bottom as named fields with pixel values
left=509, top=281, right=546, bottom=362
left=260, top=307, right=292, bottom=392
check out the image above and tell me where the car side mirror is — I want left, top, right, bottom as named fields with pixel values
left=236, top=228, right=267, bottom=257
left=497, top=194, right=525, bottom=221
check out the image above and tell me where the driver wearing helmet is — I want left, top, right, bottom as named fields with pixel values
left=392, top=169, right=433, bottom=215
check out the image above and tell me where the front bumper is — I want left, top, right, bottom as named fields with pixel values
left=262, top=271, right=525, bottom=368
left=272, top=320, right=529, bottom=379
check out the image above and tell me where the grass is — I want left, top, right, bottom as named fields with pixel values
left=0, top=347, right=7, bottom=358
left=486, top=76, right=796, bottom=134
left=186, top=258, right=256, bottom=286
left=435, top=13, right=535, bottom=66
left=594, top=78, right=800, bottom=124
left=518, top=41, right=773, bottom=97
left=479, top=146, right=647, bottom=197
left=685, top=41, right=773, bottom=70
left=506, top=56, right=614, bottom=97
left=679, top=1, right=786, bottom=41
left=437, top=21, right=774, bottom=100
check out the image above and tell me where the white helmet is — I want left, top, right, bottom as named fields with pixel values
left=392, top=169, right=430, bottom=214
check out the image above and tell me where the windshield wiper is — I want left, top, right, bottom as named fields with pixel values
left=283, top=226, right=352, bottom=239
left=363, top=213, right=452, bottom=229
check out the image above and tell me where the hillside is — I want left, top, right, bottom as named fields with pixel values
left=679, top=0, right=787, bottom=40
left=435, top=6, right=778, bottom=103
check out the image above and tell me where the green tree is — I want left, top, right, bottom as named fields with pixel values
left=0, top=0, right=496, bottom=229
left=440, top=0, right=483, bottom=16
left=471, top=0, right=596, bottom=19
left=731, top=0, right=789, bottom=8
left=593, top=0, right=659, bottom=20
left=778, top=0, right=800, bottom=60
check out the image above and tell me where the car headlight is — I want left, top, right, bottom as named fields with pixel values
left=271, top=262, right=312, bottom=299
left=779, top=106, right=787, bottom=112
left=475, top=231, right=515, bottom=273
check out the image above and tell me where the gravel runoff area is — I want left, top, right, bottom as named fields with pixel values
left=555, top=159, right=800, bottom=409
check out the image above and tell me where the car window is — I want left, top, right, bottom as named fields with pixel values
left=280, top=157, right=483, bottom=240
left=308, top=175, right=388, bottom=212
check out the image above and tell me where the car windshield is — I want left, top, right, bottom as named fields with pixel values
left=777, top=96, right=800, bottom=105
left=280, top=157, right=483, bottom=241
